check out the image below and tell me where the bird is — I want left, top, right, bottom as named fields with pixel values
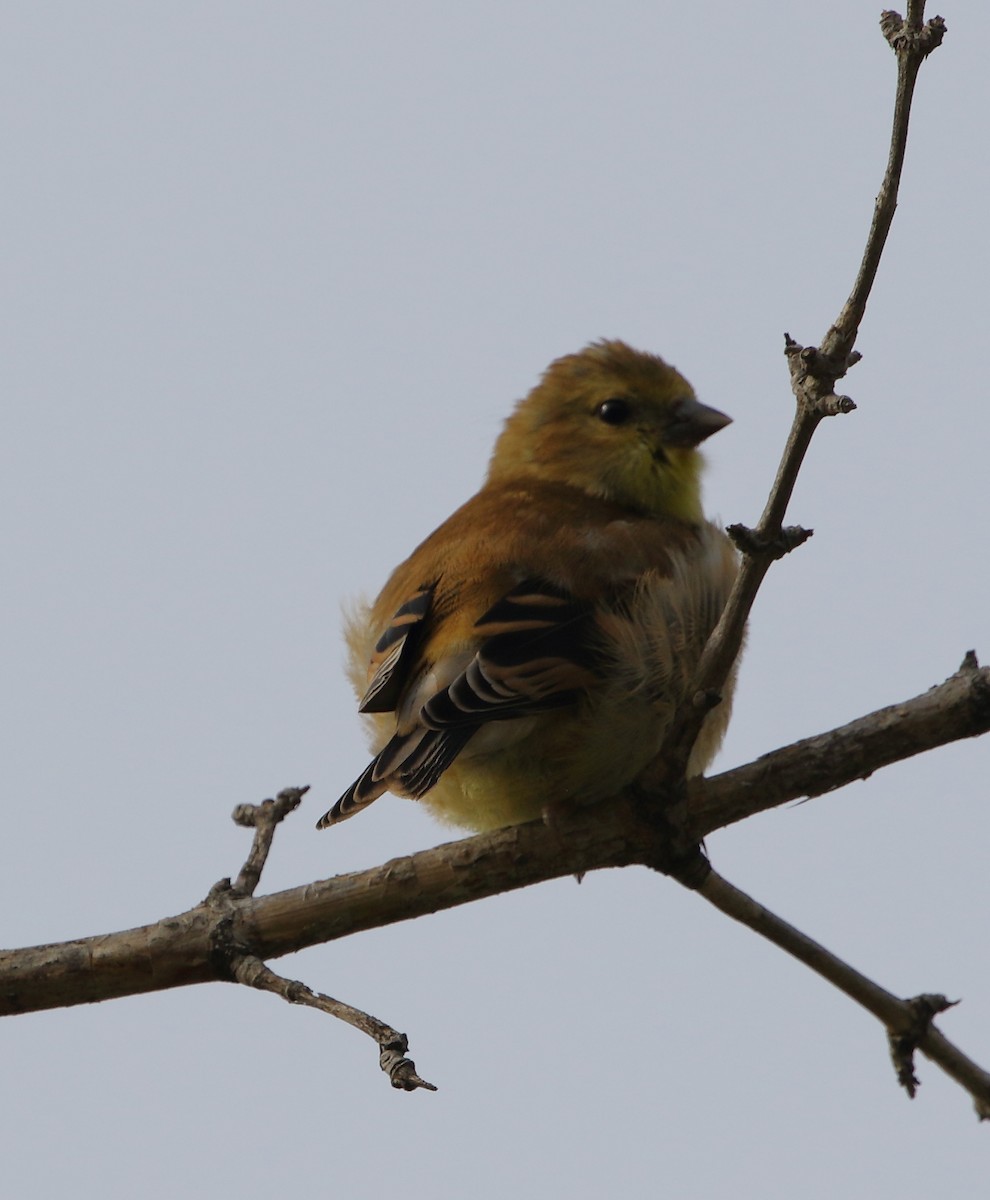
left=318, top=339, right=739, bottom=833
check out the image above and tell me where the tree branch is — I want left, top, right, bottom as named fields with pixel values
left=688, top=651, right=990, bottom=840
left=695, top=869, right=990, bottom=1120
left=229, top=955, right=437, bottom=1092
left=654, top=4, right=946, bottom=780
left=2, top=658, right=985, bottom=1018
left=211, top=787, right=437, bottom=1091
left=825, top=7, right=947, bottom=365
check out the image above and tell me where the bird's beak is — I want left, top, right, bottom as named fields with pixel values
left=663, top=397, right=733, bottom=447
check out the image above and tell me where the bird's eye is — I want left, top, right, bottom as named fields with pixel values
left=595, top=397, right=633, bottom=425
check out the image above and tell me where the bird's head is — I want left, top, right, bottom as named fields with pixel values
left=487, top=340, right=731, bottom=522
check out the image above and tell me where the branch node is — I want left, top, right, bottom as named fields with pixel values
left=629, top=785, right=712, bottom=889
left=817, top=394, right=857, bottom=417
left=205, top=878, right=233, bottom=903
left=959, top=649, right=980, bottom=673
left=727, top=523, right=813, bottom=560
left=231, top=785, right=309, bottom=830
left=784, top=335, right=863, bottom=393
left=380, top=1034, right=440, bottom=1093
left=231, top=804, right=258, bottom=828
left=880, top=11, right=947, bottom=58
left=880, top=10, right=905, bottom=44
left=888, top=993, right=959, bottom=1098
left=920, top=16, right=948, bottom=57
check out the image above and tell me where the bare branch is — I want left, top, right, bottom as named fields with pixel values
left=229, top=786, right=308, bottom=897
left=2, top=660, right=986, bottom=1018
left=655, top=3, right=946, bottom=780
left=230, top=955, right=437, bottom=1092
left=210, top=785, right=437, bottom=1090
left=695, top=870, right=990, bottom=1119
left=826, top=7, right=948, bottom=364
left=1, top=649, right=986, bottom=1110
left=688, top=652, right=990, bottom=840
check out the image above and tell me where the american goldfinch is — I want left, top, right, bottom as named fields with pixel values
left=318, top=339, right=738, bottom=833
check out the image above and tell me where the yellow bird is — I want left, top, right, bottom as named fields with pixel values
left=318, top=340, right=738, bottom=833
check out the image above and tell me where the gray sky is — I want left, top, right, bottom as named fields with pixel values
left=2, top=3, right=988, bottom=1196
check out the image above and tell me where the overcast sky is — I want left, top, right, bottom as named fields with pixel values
left=2, top=3, right=988, bottom=1197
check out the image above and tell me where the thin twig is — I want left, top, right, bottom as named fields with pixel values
left=694, top=868, right=990, bottom=1119
left=653, top=4, right=945, bottom=780
left=230, top=786, right=308, bottom=897
left=825, top=6, right=948, bottom=364
left=218, top=784, right=437, bottom=1090
left=230, top=955, right=437, bottom=1092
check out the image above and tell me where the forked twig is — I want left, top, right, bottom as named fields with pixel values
left=230, top=786, right=309, bottom=897
left=210, top=786, right=437, bottom=1092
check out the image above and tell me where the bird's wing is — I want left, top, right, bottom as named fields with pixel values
left=422, top=579, right=599, bottom=726
left=318, top=578, right=600, bottom=827
left=357, top=585, right=433, bottom=713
